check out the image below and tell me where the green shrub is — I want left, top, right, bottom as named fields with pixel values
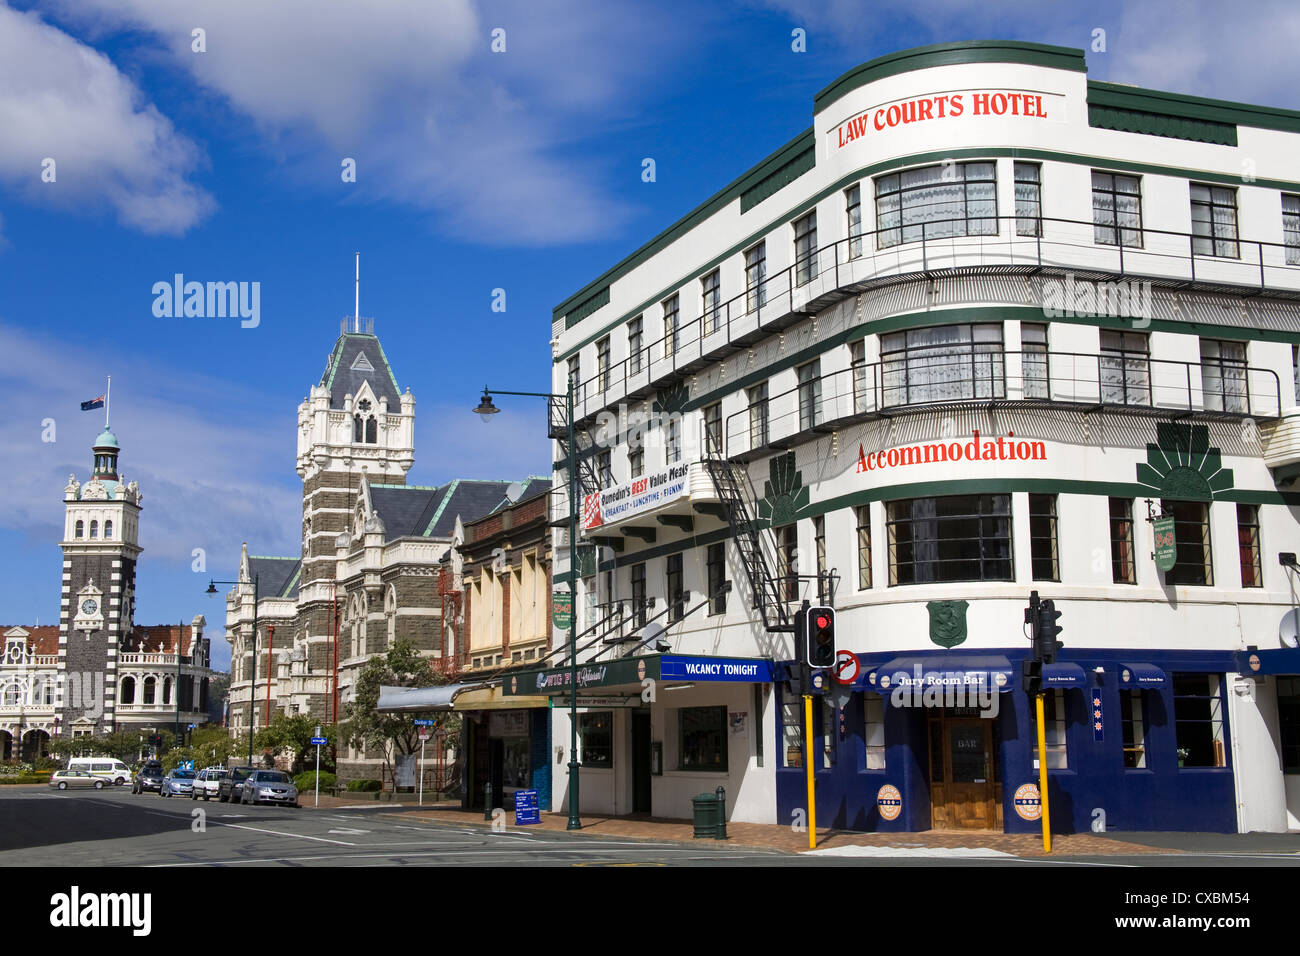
left=0, top=776, right=46, bottom=785
left=294, top=771, right=337, bottom=792
left=346, top=778, right=381, bottom=792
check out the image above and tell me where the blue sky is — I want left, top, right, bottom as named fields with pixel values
left=2, top=0, right=1297, bottom=669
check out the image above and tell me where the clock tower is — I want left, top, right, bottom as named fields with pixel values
left=58, top=428, right=142, bottom=735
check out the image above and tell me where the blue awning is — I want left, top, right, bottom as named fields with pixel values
left=875, top=655, right=1014, bottom=694
left=1042, top=662, right=1087, bottom=688
left=1118, top=663, right=1167, bottom=687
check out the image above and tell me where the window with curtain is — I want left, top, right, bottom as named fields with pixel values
left=863, top=694, right=886, bottom=769
left=745, top=241, right=767, bottom=311
left=1121, top=690, right=1148, bottom=769
left=1021, top=323, right=1049, bottom=399
left=701, top=269, right=721, bottom=336
left=1100, top=330, right=1150, bottom=405
left=798, top=360, right=822, bottom=430
left=856, top=505, right=872, bottom=589
left=1014, top=162, right=1042, bottom=237
left=881, top=323, right=1004, bottom=407
left=793, top=211, right=818, bottom=286
left=627, top=316, right=644, bottom=375
left=1237, top=503, right=1262, bottom=588
left=748, top=382, right=769, bottom=448
left=1110, top=498, right=1136, bottom=584
left=1092, top=171, right=1143, bottom=247
left=845, top=184, right=863, bottom=258
left=887, top=495, right=1013, bottom=584
left=1284, top=194, right=1300, bottom=266
left=662, top=294, right=680, bottom=357
left=1190, top=183, right=1239, bottom=258
left=875, top=161, right=997, bottom=248
left=850, top=339, right=868, bottom=413
left=1200, top=339, right=1248, bottom=414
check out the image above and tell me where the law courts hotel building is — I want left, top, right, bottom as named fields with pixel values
left=523, top=41, right=1300, bottom=834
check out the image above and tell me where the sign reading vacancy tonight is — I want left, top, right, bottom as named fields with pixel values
left=830, top=89, right=1064, bottom=152
left=583, top=462, right=689, bottom=531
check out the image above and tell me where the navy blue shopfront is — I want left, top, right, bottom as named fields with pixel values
left=775, top=648, right=1240, bottom=834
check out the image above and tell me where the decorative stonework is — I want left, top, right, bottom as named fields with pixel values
left=1135, top=422, right=1234, bottom=500
left=757, top=452, right=810, bottom=526
left=927, top=600, right=970, bottom=648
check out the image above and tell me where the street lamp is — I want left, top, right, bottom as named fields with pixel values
left=207, top=574, right=258, bottom=767
left=473, top=382, right=582, bottom=830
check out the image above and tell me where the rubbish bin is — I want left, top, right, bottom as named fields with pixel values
left=692, top=792, right=720, bottom=839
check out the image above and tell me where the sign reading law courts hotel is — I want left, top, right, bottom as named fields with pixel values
left=831, top=89, right=1061, bottom=150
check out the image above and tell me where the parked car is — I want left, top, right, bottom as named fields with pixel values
left=240, top=770, right=299, bottom=807
left=159, top=769, right=196, bottom=798
left=49, top=770, right=107, bottom=791
left=132, top=761, right=165, bottom=794
left=190, top=767, right=227, bottom=801
left=218, top=767, right=256, bottom=803
left=65, top=757, right=131, bottom=786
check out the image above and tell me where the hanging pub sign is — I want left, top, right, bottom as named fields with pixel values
left=552, top=591, right=573, bottom=632
left=1153, top=516, right=1177, bottom=573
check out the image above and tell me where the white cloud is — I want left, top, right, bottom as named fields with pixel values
left=37, top=0, right=684, bottom=245
left=0, top=4, right=214, bottom=234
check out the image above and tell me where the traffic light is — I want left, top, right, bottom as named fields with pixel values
left=1037, top=599, right=1064, bottom=663
left=806, top=606, right=836, bottom=668
left=1021, top=658, right=1042, bottom=694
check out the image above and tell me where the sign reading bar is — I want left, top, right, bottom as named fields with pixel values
left=1153, top=516, right=1177, bottom=573
left=583, top=462, right=690, bottom=531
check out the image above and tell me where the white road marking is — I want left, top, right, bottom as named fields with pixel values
left=215, top=823, right=356, bottom=845
left=327, top=828, right=371, bottom=835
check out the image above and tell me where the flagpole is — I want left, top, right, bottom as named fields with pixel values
left=105, top=376, right=111, bottom=429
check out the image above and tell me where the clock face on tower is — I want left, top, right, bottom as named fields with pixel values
left=81, top=599, right=99, bottom=615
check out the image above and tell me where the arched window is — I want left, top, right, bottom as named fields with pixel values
left=104, top=520, right=113, bottom=539
left=385, top=585, right=397, bottom=648
left=359, top=594, right=368, bottom=656
left=75, top=520, right=84, bottom=539
left=163, top=677, right=172, bottom=705
left=354, top=415, right=364, bottom=443
left=2, top=682, right=20, bottom=706
left=89, top=520, right=98, bottom=538
left=120, top=675, right=135, bottom=704
left=143, top=676, right=155, bottom=705
left=348, top=598, right=359, bottom=658
left=365, top=417, right=377, bottom=443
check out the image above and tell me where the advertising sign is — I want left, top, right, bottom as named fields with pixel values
left=877, top=785, right=903, bottom=821
left=582, top=463, right=690, bottom=531
left=514, top=789, right=541, bottom=826
left=552, top=591, right=572, bottom=631
left=1153, top=516, right=1177, bottom=573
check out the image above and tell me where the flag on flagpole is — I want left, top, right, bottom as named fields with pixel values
left=81, top=395, right=105, bottom=411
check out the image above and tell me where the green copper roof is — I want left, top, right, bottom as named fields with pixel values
left=94, top=428, right=119, bottom=450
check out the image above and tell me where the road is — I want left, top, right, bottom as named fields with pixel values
left=1, top=786, right=1297, bottom=867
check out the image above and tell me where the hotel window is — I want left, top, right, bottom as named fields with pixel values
left=1200, top=339, right=1248, bottom=414
left=793, top=211, right=818, bottom=286
left=595, top=336, right=610, bottom=393
left=1173, top=674, right=1227, bottom=768
left=1237, top=503, right=1262, bottom=588
left=596, top=450, right=613, bottom=489
left=798, top=359, right=822, bottom=430
left=703, top=402, right=722, bottom=457
left=1099, top=330, right=1150, bottom=405
left=850, top=339, right=868, bottom=413
left=628, top=315, right=644, bottom=375
left=629, top=447, right=644, bottom=479
left=856, top=505, right=872, bottom=589
left=701, top=269, right=721, bottom=336
left=1092, top=171, right=1143, bottom=247
left=666, top=554, right=684, bottom=624
left=748, top=382, right=769, bottom=448
left=813, top=516, right=826, bottom=585
left=1284, top=194, right=1300, bottom=266
left=745, top=241, right=767, bottom=312
left=1029, top=494, right=1059, bottom=581
left=567, top=355, right=580, bottom=401
left=1109, top=497, right=1137, bottom=584
left=1014, top=162, right=1042, bottom=237
left=579, top=712, right=613, bottom=768
left=631, top=563, right=647, bottom=628
left=881, top=323, right=1005, bottom=407
left=875, top=161, right=997, bottom=249
left=680, top=705, right=727, bottom=770
left=707, top=542, right=727, bottom=615
left=778, top=524, right=798, bottom=601
left=1276, top=677, right=1300, bottom=772
left=863, top=694, right=886, bottom=770
left=662, top=293, right=679, bottom=357
left=845, top=184, right=863, bottom=258
left=782, top=697, right=803, bottom=768
left=1190, top=183, right=1239, bottom=258
left=887, top=494, right=1014, bottom=585
left=1162, top=499, right=1213, bottom=586
left=1029, top=689, right=1068, bottom=770
left=666, top=416, right=682, bottom=464
left=1021, top=323, right=1049, bottom=399
left=1121, top=690, right=1148, bottom=769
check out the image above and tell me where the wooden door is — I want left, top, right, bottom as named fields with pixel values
left=929, top=716, right=997, bottom=830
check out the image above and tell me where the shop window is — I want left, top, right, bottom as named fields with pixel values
left=1173, top=673, right=1226, bottom=767
left=662, top=293, right=679, bottom=357
left=1029, top=689, right=1068, bottom=770
left=1121, top=690, right=1147, bottom=769
left=1162, top=499, right=1214, bottom=587
left=745, top=241, right=767, bottom=312
left=1014, top=162, right=1042, bottom=237
left=928, top=721, right=944, bottom=783
left=793, top=211, right=818, bottom=286
left=845, top=184, right=863, bottom=258
left=821, top=698, right=836, bottom=768
left=798, top=360, right=821, bottom=430
left=881, top=323, right=1004, bottom=407
left=578, top=712, right=613, bottom=768
left=666, top=554, right=684, bottom=624
left=1029, top=494, right=1059, bottom=581
left=1021, top=323, right=1048, bottom=399
left=706, top=542, right=727, bottom=615
left=887, top=495, right=1013, bottom=585
left=1237, top=504, right=1262, bottom=588
left=679, top=705, right=727, bottom=770
left=781, top=698, right=803, bottom=768
left=1190, top=183, right=1239, bottom=258
left=701, top=269, right=721, bottom=336
left=875, top=161, right=997, bottom=248
left=863, top=694, right=886, bottom=770
left=1200, top=339, right=1248, bottom=414
left=747, top=382, right=769, bottom=448
left=627, top=315, right=644, bottom=376
left=1277, top=677, right=1300, bottom=773
left=1100, top=330, right=1150, bottom=405
left=856, top=505, right=872, bottom=590
left=1109, top=498, right=1137, bottom=584
left=1092, top=171, right=1143, bottom=247
left=1284, top=194, right=1300, bottom=266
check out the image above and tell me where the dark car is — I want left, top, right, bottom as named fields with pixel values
left=218, top=767, right=256, bottom=803
left=131, top=761, right=165, bottom=794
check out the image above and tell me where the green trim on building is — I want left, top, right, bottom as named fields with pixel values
left=370, top=335, right=404, bottom=397
left=1088, top=80, right=1300, bottom=135
left=1088, top=104, right=1237, bottom=147
left=565, top=286, right=611, bottom=330
left=813, top=40, right=1087, bottom=117
left=279, top=564, right=302, bottom=599
left=740, top=145, right=816, bottom=214
left=421, top=479, right=461, bottom=537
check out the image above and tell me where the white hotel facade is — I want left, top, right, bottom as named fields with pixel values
left=519, top=41, right=1300, bottom=834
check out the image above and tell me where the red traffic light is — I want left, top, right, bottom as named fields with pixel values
left=815, top=614, right=830, bottom=629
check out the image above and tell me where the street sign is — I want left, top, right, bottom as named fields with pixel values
left=809, top=671, right=826, bottom=693
left=310, top=736, right=327, bottom=746
left=180, top=760, right=194, bottom=770
left=833, top=650, right=859, bottom=685
left=514, top=789, right=541, bottom=826
left=552, top=591, right=573, bottom=631
left=413, top=718, right=436, bottom=726
left=418, top=728, right=430, bottom=741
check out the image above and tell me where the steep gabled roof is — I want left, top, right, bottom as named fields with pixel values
left=319, top=332, right=402, bottom=411
left=247, top=556, right=301, bottom=599
left=369, top=479, right=518, bottom=541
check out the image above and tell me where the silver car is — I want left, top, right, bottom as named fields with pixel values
left=159, top=769, right=196, bottom=797
left=50, top=770, right=107, bottom=791
left=240, top=770, right=299, bottom=807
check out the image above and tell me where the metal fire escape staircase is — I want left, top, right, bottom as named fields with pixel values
left=548, top=396, right=602, bottom=507
left=702, top=436, right=794, bottom=633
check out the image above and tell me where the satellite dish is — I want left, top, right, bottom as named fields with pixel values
left=1281, top=609, right=1300, bottom=649
left=504, top=481, right=525, bottom=503
left=642, top=621, right=669, bottom=652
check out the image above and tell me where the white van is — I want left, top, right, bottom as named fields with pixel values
left=66, top=758, right=131, bottom=785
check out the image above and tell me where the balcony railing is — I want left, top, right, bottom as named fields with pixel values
left=564, top=212, right=1300, bottom=425
left=0, top=655, right=58, bottom=668
left=721, top=349, right=1281, bottom=459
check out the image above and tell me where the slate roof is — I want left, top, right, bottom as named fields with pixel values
left=319, top=332, right=402, bottom=410
left=247, top=557, right=301, bottom=599
left=488, top=476, right=552, bottom=515
left=369, top=479, right=520, bottom=540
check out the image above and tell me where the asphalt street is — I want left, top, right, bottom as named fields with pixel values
left=1, top=786, right=1297, bottom=867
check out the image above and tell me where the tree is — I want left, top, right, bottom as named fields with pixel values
left=342, top=640, right=450, bottom=786
left=254, top=714, right=335, bottom=773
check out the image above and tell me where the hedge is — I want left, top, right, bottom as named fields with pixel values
left=294, top=771, right=337, bottom=792
left=346, top=778, right=382, bottom=792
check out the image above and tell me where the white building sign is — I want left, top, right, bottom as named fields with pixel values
left=583, top=463, right=690, bottom=531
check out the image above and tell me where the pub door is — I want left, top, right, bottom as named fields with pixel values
left=631, top=711, right=652, bottom=814
left=928, top=714, right=1001, bottom=830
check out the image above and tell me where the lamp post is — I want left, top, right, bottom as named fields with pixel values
left=207, top=574, right=258, bottom=767
left=473, top=383, right=582, bottom=830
